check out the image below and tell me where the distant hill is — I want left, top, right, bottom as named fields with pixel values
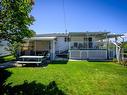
left=124, top=33, right=127, bottom=41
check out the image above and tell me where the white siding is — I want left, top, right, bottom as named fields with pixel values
left=50, top=40, right=55, bottom=60
left=55, top=37, right=69, bottom=52
left=71, top=36, right=84, bottom=41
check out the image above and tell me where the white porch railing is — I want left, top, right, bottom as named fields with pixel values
left=69, top=41, right=107, bottom=50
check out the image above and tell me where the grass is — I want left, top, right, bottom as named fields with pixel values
left=2, top=55, right=15, bottom=61
left=0, top=55, right=15, bottom=63
left=2, top=61, right=127, bottom=95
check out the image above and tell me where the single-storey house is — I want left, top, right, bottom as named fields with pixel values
left=19, top=32, right=123, bottom=61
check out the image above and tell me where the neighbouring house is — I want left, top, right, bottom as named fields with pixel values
left=0, top=40, right=10, bottom=57
left=19, top=32, right=123, bottom=61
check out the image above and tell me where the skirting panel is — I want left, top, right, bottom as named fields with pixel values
left=69, top=50, right=107, bottom=60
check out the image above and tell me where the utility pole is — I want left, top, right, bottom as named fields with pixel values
left=62, top=0, right=67, bottom=34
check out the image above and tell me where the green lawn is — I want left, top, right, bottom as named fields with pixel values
left=1, top=61, right=127, bottom=95
left=0, top=55, right=15, bottom=64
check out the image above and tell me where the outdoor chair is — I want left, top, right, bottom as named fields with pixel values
left=44, top=52, right=51, bottom=63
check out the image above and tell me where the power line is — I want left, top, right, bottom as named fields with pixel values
left=62, top=0, right=67, bottom=33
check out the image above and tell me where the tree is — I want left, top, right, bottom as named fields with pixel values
left=121, top=41, right=127, bottom=58
left=0, top=0, right=35, bottom=57
left=117, top=41, right=127, bottom=64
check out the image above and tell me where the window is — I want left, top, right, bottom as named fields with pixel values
left=84, top=38, right=88, bottom=41
left=64, top=37, right=70, bottom=42
left=89, top=37, right=92, bottom=48
left=74, top=42, right=78, bottom=48
left=64, top=37, right=67, bottom=42
left=89, top=37, right=92, bottom=41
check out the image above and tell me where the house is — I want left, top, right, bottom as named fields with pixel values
left=20, top=32, right=123, bottom=61
left=0, top=40, right=10, bottom=57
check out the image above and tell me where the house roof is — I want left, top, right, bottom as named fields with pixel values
left=35, top=32, right=123, bottom=37
left=33, top=32, right=123, bottom=39
left=28, top=37, right=56, bottom=40
left=36, top=33, right=68, bottom=37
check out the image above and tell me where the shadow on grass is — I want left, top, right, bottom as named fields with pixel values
left=21, top=62, right=48, bottom=67
left=0, top=69, right=12, bottom=94
left=22, top=63, right=38, bottom=67
left=3, top=81, right=65, bottom=95
left=51, top=61, right=68, bottom=64
left=87, top=59, right=112, bottom=62
left=0, top=69, right=65, bottom=95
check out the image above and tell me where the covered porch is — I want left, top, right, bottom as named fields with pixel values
left=19, top=37, right=56, bottom=60
left=69, top=32, right=116, bottom=60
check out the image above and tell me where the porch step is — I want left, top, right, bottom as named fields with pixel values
left=55, top=57, right=68, bottom=61
left=17, top=61, right=42, bottom=64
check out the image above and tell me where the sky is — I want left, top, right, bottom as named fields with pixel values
left=30, top=0, right=127, bottom=34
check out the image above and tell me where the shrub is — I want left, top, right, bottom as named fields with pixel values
left=121, top=60, right=127, bottom=66
left=112, top=58, right=117, bottom=63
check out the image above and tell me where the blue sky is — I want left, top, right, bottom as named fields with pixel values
left=30, top=0, right=127, bottom=34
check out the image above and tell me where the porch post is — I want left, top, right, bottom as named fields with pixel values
left=121, top=37, right=124, bottom=61
left=52, top=40, right=55, bottom=60
left=50, top=40, right=55, bottom=60
left=26, top=39, right=30, bottom=55
left=18, top=44, right=21, bottom=57
left=35, top=38, right=36, bottom=55
left=86, top=31, right=89, bottom=59
left=50, top=41, right=52, bottom=60
left=119, top=37, right=124, bottom=61
left=68, top=36, right=71, bottom=59
left=115, top=36, right=120, bottom=62
left=106, top=34, right=109, bottom=59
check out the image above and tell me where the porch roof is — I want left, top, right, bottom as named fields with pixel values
left=69, top=32, right=123, bottom=38
left=69, top=32, right=109, bottom=36
left=29, top=37, right=56, bottom=40
left=107, top=34, right=124, bottom=38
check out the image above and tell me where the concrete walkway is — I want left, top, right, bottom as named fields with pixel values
left=55, top=57, right=68, bottom=61
left=0, top=61, right=18, bottom=69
